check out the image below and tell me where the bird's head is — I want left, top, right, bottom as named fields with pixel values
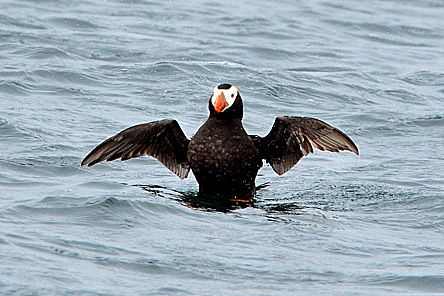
left=209, top=84, right=243, bottom=119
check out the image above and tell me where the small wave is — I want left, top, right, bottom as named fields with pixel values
left=49, top=17, right=101, bottom=30
left=257, top=183, right=418, bottom=215
left=0, top=14, right=46, bottom=30
left=0, top=156, right=80, bottom=179
left=401, top=71, right=444, bottom=87
left=29, top=69, right=102, bottom=87
left=0, top=119, right=38, bottom=141
left=364, top=274, right=444, bottom=293
left=288, top=66, right=353, bottom=73
left=0, top=81, right=33, bottom=96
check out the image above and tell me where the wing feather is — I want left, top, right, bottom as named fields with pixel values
left=81, top=119, right=190, bottom=179
left=253, top=116, right=358, bottom=175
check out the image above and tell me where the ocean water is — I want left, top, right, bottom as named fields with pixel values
left=1, top=0, right=443, bottom=295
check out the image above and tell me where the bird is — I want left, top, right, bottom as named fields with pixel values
left=81, top=84, right=359, bottom=201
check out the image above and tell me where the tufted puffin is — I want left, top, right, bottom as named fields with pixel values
left=81, top=84, right=359, bottom=201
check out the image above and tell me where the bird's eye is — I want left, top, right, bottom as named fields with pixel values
left=231, top=93, right=234, bottom=98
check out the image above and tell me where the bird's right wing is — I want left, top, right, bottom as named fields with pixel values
left=81, top=119, right=190, bottom=179
left=252, top=116, right=359, bottom=175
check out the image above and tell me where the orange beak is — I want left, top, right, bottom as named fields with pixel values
left=214, top=91, right=229, bottom=113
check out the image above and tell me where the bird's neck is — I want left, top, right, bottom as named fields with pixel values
left=207, top=116, right=242, bottom=126
left=209, top=108, right=243, bottom=121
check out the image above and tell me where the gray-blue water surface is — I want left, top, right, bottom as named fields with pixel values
left=1, top=0, right=443, bottom=295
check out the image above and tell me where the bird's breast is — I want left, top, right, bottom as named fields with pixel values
left=187, top=122, right=260, bottom=173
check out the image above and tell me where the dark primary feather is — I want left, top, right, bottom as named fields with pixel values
left=81, top=119, right=190, bottom=179
left=252, top=116, right=359, bottom=175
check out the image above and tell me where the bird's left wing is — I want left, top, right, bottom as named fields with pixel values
left=251, top=116, right=359, bottom=175
left=81, top=119, right=190, bottom=179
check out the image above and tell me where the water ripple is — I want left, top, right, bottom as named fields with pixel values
left=0, top=0, right=443, bottom=295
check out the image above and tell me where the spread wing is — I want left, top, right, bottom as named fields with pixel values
left=252, top=116, right=359, bottom=175
left=81, top=119, right=190, bottom=179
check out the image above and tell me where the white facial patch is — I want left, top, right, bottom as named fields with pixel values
left=211, top=85, right=238, bottom=111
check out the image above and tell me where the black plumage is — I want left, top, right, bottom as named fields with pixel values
left=81, top=120, right=190, bottom=179
left=81, top=84, right=359, bottom=199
